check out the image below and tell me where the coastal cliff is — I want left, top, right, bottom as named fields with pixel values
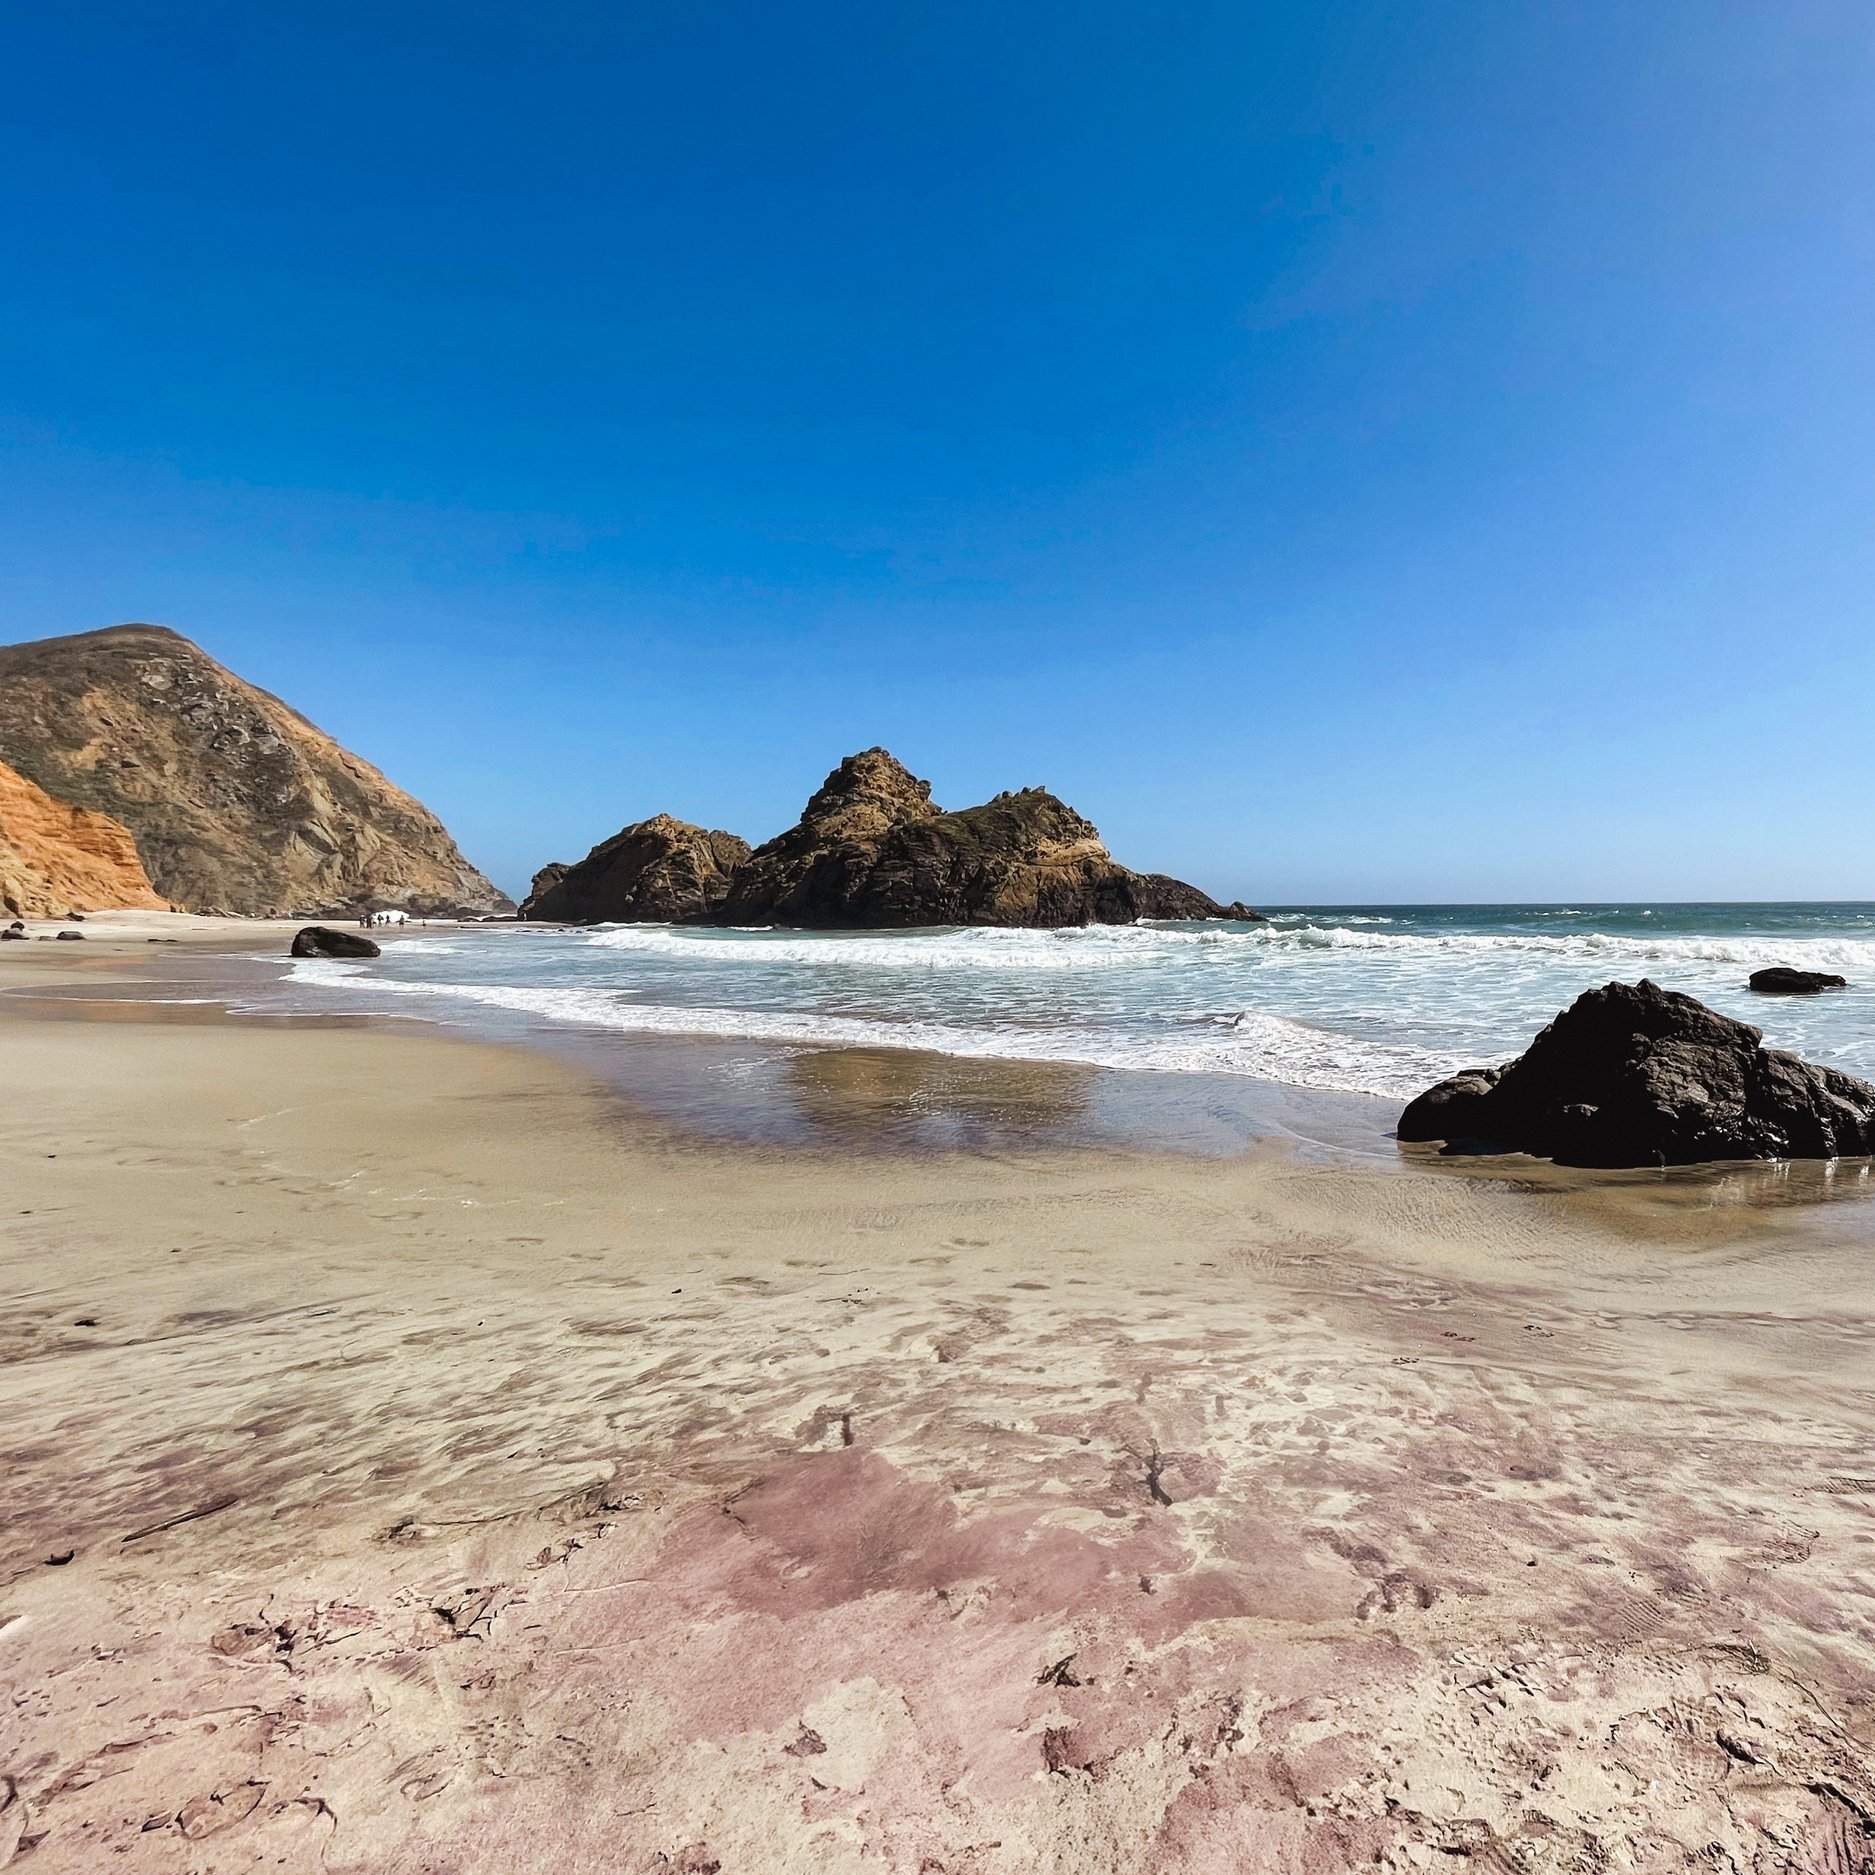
left=0, top=757, right=168, bottom=918
left=0, top=624, right=511, bottom=918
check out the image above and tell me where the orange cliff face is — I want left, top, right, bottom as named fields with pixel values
left=0, top=758, right=169, bottom=918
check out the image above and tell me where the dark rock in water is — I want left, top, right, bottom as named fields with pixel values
left=290, top=925, right=381, bottom=960
left=1399, top=979, right=1875, bottom=1167
left=710, top=748, right=1244, bottom=929
left=522, top=816, right=752, bottom=923
left=1219, top=901, right=1266, bottom=923
left=1, top=926, right=27, bottom=939
left=1748, top=966, right=1847, bottom=995
left=54, top=929, right=84, bottom=940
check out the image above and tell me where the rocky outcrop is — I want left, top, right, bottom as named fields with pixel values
left=0, top=624, right=511, bottom=919
left=290, top=926, right=381, bottom=960
left=519, top=863, right=569, bottom=917
left=0, top=757, right=168, bottom=918
left=521, top=816, right=750, bottom=923
left=1749, top=966, right=1847, bottom=995
left=710, top=749, right=1254, bottom=929
left=1399, top=979, right=1875, bottom=1167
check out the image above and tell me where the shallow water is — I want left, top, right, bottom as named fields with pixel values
left=274, top=902, right=1875, bottom=1102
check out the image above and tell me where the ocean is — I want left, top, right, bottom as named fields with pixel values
left=276, top=903, right=1875, bottom=1104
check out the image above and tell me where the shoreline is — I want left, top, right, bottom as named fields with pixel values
left=4, top=913, right=1414, bottom=1162
left=3, top=924, right=1874, bottom=1868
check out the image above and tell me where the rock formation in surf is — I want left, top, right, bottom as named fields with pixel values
left=290, top=925, right=382, bottom=960
left=521, top=816, right=751, bottom=923
left=1398, top=978, right=1875, bottom=1167
left=709, top=748, right=1258, bottom=929
left=0, top=757, right=169, bottom=918
left=0, top=624, right=511, bottom=919
left=1748, top=966, right=1847, bottom=995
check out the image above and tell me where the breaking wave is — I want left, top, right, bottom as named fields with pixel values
left=283, top=960, right=1462, bottom=1098
left=571, top=916, right=1875, bottom=976
left=271, top=903, right=1875, bottom=1098
left=1248, top=924, right=1875, bottom=973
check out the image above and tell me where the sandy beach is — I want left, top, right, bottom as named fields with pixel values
left=3, top=926, right=1874, bottom=1873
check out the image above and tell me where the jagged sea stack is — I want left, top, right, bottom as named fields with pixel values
left=710, top=748, right=1255, bottom=929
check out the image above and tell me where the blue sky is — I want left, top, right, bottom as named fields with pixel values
left=2, top=2, right=1870, bottom=902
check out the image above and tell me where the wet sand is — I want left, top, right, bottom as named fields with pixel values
left=2, top=935, right=1874, bottom=1872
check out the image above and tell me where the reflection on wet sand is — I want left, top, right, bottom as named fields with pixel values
left=779, top=1046, right=1097, bottom=1144
left=0, top=987, right=376, bottom=1031
left=1402, top=1138, right=1875, bottom=1247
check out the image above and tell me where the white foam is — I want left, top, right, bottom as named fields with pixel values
left=283, top=961, right=1450, bottom=1097
left=1244, top=924, right=1875, bottom=972
left=572, top=920, right=1232, bottom=971
left=561, top=917, right=1875, bottom=976
left=277, top=913, right=1875, bottom=1101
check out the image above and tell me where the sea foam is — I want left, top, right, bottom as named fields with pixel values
left=273, top=905, right=1875, bottom=1098
left=282, top=958, right=1459, bottom=1096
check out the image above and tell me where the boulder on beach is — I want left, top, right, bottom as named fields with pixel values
left=290, top=926, right=382, bottom=960
left=1398, top=978, right=1875, bottom=1168
left=1748, top=966, right=1848, bottom=995
left=710, top=748, right=1260, bottom=929
left=521, top=816, right=751, bottom=924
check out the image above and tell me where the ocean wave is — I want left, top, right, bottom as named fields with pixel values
left=521, top=917, right=1875, bottom=977
left=1246, top=926, right=1875, bottom=971
left=281, top=962, right=1453, bottom=1098
left=571, top=920, right=1245, bottom=971
left=271, top=910, right=1875, bottom=1103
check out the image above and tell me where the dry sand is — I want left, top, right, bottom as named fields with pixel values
left=2, top=906, right=488, bottom=948
left=2, top=936, right=1874, bottom=1872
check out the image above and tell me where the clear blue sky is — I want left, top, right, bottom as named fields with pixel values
left=2, top=2, right=1870, bottom=903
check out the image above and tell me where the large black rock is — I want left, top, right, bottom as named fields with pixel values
left=290, top=926, right=381, bottom=960
left=1748, top=966, right=1847, bottom=995
left=1398, top=979, right=1875, bottom=1168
